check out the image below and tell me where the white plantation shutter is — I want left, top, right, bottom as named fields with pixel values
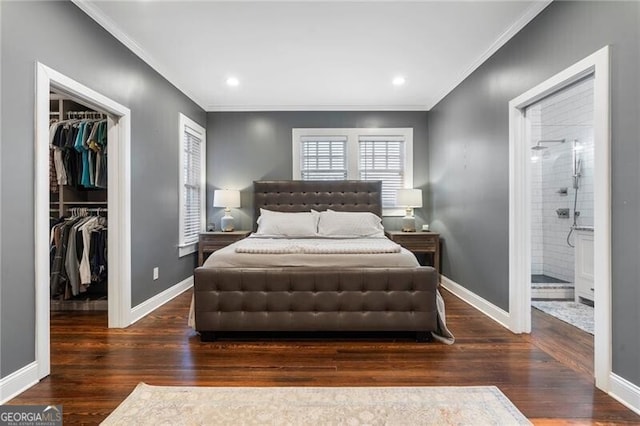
left=300, top=135, right=347, bottom=180
left=182, top=129, right=202, bottom=243
left=359, top=136, right=405, bottom=208
left=179, top=114, right=206, bottom=256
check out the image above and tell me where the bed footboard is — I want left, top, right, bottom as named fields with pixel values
left=193, top=267, right=438, bottom=336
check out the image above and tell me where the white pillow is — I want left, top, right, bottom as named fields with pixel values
left=255, top=209, right=319, bottom=237
left=317, top=210, right=384, bottom=238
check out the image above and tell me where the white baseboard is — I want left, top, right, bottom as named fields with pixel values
left=609, top=373, right=640, bottom=415
left=130, top=276, right=193, bottom=325
left=440, top=275, right=511, bottom=329
left=0, top=362, right=39, bottom=404
left=0, top=277, right=193, bottom=404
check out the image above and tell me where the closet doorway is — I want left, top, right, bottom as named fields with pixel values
left=35, top=63, right=132, bottom=379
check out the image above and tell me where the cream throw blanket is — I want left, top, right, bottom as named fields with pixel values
left=234, top=237, right=401, bottom=254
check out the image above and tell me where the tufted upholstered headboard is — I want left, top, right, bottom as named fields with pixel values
left=253, top=180, right=382, bottom=227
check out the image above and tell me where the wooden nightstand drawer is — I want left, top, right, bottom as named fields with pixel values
left=201, top=236, right=242, bottom=249
left=389, top=235, right=437, bottom=251
left=385, top=231, right=440, bottom=275
left=397, top=240, right=437, bottom=252
left=198, top=231, right=251, bottom=266
left=200, top=242, right=230, bottom=252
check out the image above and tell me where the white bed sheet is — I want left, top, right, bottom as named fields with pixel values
left=203, top=236, right=420, bottom=268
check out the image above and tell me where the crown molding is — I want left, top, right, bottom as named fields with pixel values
left=430, top=0, right=553, bottom=109
left=71, top=0, right=208, bottom=110
left=206, top=104, right=429, bottom=112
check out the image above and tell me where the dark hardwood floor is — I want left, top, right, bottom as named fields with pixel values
left=531, top=304, right=594, bottom=380
left=7, top=289, right=639, bottom=424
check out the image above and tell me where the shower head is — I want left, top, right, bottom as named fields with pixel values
left=531, top=139, right=566, bottom=151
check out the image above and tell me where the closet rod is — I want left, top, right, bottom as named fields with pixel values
left=68, top=207, right=108, bottom=216
left=66, top=110, right=106, bottom=119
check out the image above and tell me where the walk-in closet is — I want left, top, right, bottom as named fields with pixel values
left=49, top=91, right=109, bottom=311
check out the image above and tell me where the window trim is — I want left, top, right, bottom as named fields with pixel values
left=178, top=113, right=206, bottom=257
left=292, top=128, right=413, bottom=216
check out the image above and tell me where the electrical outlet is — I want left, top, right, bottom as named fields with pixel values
left=153, top=267, right=159, bottom=280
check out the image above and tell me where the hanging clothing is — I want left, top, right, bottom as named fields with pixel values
left=91, top=120, right=108, bottom=188
left=50, top=217, right=82, bottom=297
left=49, top=212, right=107, bottom=299
left=49, top=112, right=108, bottom=300
left=49, top=148, right=59, bottom=193
left=65, top=216, right=91, bottom=296
left=79, top=217, right=101, bottom=285
left=49, top=118, right=107, bottom=191
left=49, top=121, right=68, bottom=186
left=90, top=228, right=108, bottom=283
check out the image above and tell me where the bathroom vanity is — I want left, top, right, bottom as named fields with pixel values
left=574, top=228, right=594, bottom=303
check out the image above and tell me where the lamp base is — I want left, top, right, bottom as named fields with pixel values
left=220, top=214, right=235, bottom=232
left=401, top=216, right=416, bottom=232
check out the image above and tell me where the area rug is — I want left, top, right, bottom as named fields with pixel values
left=101, top=383, right=531, bottom=425
left=532, top=300, right=594, bottom=334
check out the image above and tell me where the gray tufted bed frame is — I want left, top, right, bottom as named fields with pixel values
left=193, top=180, right=439, bottom=341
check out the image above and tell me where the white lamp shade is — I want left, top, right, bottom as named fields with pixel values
left=396, top=189, right=423, bottom=208
left=213, top=189, right=241, bottom=208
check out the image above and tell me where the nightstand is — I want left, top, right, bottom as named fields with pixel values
left=385, top=230, right=440, bottom=275
left=198, top=231, right=251, bottom=266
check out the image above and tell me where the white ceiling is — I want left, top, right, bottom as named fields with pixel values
left=75, top=1, right=551, bottom=112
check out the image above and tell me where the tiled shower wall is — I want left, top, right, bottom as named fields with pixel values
left=530, top=104, right=544, bottom=275
left=530, top=76, right=594, bottom=282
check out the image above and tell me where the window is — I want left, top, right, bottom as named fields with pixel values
left=300, top=135, right=347, bottom=180
left=178, top=113, right=206, bottom=257
left=359, top=135, right=406, bottom=208
left=292, top=128, right=413, bottom=215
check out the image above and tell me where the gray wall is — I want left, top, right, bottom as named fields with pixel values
left=206, top=111, right=429, bottom=231
left=428, top=1, right=640, bottom=385
left=0, top=1, right=205, bottom=377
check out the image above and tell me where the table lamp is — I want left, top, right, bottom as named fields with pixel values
left=213, top=189, right=241, bottom=232
left=397, top=188, right=422, bottom=232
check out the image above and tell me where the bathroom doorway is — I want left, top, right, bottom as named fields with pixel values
left=508, top=46, right=611, bottom=390
left=527, top=76, right=595, bottom=338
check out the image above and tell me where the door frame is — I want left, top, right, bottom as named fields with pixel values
left=35, top=63, right=132, bottom=379
left=508, top=46, right=611, bottom=390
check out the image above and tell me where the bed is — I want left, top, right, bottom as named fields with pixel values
left=193, top=180, right=452, bottom=343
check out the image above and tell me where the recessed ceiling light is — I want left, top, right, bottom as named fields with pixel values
left=226, top=77, right=239, bottom=87
left=392, top=76, right=406, bottom=86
